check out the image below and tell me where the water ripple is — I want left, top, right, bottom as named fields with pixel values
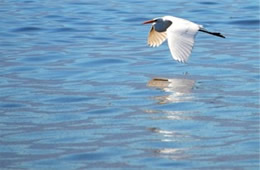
left=229, top=19, right=260, bottom=26
left=0, top=0, right=259, bottom=169
left=12, top=26, right=43, bottom=32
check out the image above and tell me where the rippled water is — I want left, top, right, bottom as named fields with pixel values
left=0, top=0, right=259, bottom=169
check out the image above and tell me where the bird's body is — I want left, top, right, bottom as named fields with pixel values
left=143, top=16, right=225, bottom=63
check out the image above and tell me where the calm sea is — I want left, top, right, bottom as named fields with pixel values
left=0, top=0, right=259, bottom=169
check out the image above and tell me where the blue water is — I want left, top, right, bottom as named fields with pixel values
left=0, top=0, right=259, bottom=169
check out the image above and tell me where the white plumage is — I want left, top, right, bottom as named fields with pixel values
left=143, top=16, right=225, bottom=63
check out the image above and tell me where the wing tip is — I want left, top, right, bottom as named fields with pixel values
left=148, top=43, right=159, bottom=47
left=174, top=58, right=188, bottom=63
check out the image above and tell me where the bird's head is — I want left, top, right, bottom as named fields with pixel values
left=143, top=17, right=172, bottom=32
left=142, top=17, right=162, bottom=25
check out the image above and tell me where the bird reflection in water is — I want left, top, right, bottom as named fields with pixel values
left=146, top=77, right=196, bottom=161
left=147, top=126, right=192, bottom=161
left=147, top=77, right=196, bottom=104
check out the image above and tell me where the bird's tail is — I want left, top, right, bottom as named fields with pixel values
left=199, top=28, right=225, bottom=38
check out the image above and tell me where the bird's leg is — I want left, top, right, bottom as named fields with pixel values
left=199, top=28, right=225, bottom=38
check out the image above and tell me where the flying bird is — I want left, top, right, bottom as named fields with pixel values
left=143, top=16, right=225, bottom=63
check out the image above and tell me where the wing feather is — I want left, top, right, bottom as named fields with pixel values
left=147, top=26, right=167, bottom=47
left=166, top=18, right=200, bottom=62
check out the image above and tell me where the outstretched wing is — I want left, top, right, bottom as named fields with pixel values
left=166, top=18, right=200, bottom=63
left=147, top=26, right=167, bottom=47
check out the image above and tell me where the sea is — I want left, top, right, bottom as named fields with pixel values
left=0, top=0, right=259, bottom=169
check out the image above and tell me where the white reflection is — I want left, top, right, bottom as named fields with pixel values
left=147, top=77, right=195, bottom=104
left=148, top=127, right=192, bottom=160
left=145, top=109, right=191, bottom=120
left=148, top=127, right=190, bottom=142
left=146, top=77, right=196, bottom=160
left=154, top=148, right=189, bottom=160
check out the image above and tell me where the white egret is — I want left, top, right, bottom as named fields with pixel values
left=143, top=16, right=225, bottom=63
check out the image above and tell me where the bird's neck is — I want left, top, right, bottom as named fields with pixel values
left=154, top=20, right=172, bottom=32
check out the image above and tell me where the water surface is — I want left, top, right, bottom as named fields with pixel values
left=0, top=0, right=259, bottom=169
